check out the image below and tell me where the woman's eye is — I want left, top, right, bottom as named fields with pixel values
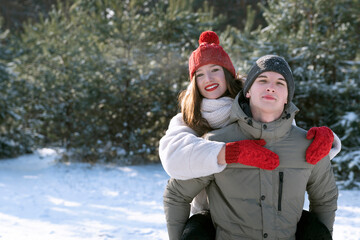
left=212, top=68, right=220, bottom=72
left=196, top=73, right=204, bottom=78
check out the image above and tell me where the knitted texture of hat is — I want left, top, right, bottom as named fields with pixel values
left=188, top=31, right=235, bottom=80
left=243, top=55, right=295, bottom=103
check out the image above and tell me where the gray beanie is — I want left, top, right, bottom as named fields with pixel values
left=243, top=55, right=295, bottom=103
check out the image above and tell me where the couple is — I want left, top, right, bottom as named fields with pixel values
left=160, top=31, right=339, bottom=239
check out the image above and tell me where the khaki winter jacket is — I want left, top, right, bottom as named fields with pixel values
left=163, top=94, right=338, bottom=240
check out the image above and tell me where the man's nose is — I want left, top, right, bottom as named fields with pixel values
left=266, top=83, right=275, bottom=92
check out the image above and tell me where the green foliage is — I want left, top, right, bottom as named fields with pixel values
left=0, top=18, right=35, bottom=158
left=12, top=0, right=220, bottom=163
left=334, top=150, right=360, bottom=189
left=223, top=0, right=360, bottom=188
left=260, top=0, right=360, bottom=83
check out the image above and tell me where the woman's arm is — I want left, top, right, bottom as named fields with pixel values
left=160, top=113, right=280, bottom=179
left=217, top=146, right=226, bottom=164
left=159, top=113, right=226, bottom=180
left=329, top=132, right=341, bottom=160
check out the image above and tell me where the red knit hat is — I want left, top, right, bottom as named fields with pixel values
left=188, top=31, right=236, bottom=80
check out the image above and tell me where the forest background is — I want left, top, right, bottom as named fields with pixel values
left=0, top=0, right=359, bottom=188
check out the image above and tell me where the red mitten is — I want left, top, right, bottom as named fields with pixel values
left=306, top=126, right=334, bottom=165
left=225, top=139, right=279, bottom=170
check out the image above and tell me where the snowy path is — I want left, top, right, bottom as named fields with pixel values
left=0, top=149, right=359, bottom=240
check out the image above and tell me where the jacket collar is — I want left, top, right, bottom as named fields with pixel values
left=229, top=93, right=299, bottom=144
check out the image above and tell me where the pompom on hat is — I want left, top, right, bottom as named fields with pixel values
left=243, top=55, right=295, bottom=103
left=188, top=31, right=236, bottom=80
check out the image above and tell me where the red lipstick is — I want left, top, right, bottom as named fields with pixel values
left=205, top=83, right=219, bottom=92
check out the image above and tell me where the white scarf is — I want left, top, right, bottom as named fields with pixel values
left=201, top=97, right=233, bottom=129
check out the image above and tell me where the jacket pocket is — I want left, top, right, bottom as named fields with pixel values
left=278, top=172, right=284, bottom=211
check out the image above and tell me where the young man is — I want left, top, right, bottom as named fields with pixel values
left=163, top=55, right=338, bottom=239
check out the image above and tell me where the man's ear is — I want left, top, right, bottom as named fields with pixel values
left=246, top=91, right=251, bottom=98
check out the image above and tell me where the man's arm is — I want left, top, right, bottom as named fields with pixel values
left=306, top=155, right=338, bottom=234
left=163, top=175, right=214, bottom=240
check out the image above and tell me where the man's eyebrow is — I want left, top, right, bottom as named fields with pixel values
left=257, top=74, right=286, bottom=81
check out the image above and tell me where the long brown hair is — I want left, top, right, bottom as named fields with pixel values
left=179, top=67, right=243, bottom=136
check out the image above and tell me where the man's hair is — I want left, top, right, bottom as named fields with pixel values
left=178, top=67, right=243, bottom=136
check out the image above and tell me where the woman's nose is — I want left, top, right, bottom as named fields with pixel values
left=204, top=73, right=212, bottom=83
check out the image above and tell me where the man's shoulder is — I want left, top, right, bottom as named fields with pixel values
left=288, top=125, right=311, bottom=145
left=275, top=125, right=313, bottom=168
left=275, top=125, right=312, bottom=154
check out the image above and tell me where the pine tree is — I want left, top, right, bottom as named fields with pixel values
left=0, top=18, right=34, bottom=158
left=13, top=0, right=222, bottom=163
left=226, top=0, right=360, bottom=188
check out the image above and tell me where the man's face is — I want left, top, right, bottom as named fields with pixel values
left=195, top=64, right=227, bottom=99
left=246, top=71, right=288, bottom=119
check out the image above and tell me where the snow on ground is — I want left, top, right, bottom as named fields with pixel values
left=0, top=149, right=359, bottom=240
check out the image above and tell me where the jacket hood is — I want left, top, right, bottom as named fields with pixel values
left=229, top=93, right=299, bottom=144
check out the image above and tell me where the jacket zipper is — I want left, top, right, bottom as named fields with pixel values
left=278, top=172, right=284, bottom=211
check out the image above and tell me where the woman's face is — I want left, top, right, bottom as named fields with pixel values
left=195, top=64, right=227, bottom=99
left=246, top=71, right=288, bottom=118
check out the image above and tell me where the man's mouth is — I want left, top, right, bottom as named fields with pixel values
left=205, top=84, right=219, bottom=92
left=263, top=95, right=276, bottom=100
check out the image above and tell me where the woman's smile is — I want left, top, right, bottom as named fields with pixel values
left=205, top=83, right=219, bottom=92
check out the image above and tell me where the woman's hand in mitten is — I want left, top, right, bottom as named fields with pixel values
left=306, top=126, right=334, bottom=165
left=225, top=139, right=279, bottom=170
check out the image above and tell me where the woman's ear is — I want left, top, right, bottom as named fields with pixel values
left=246, top=91, right=251, bottom=98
